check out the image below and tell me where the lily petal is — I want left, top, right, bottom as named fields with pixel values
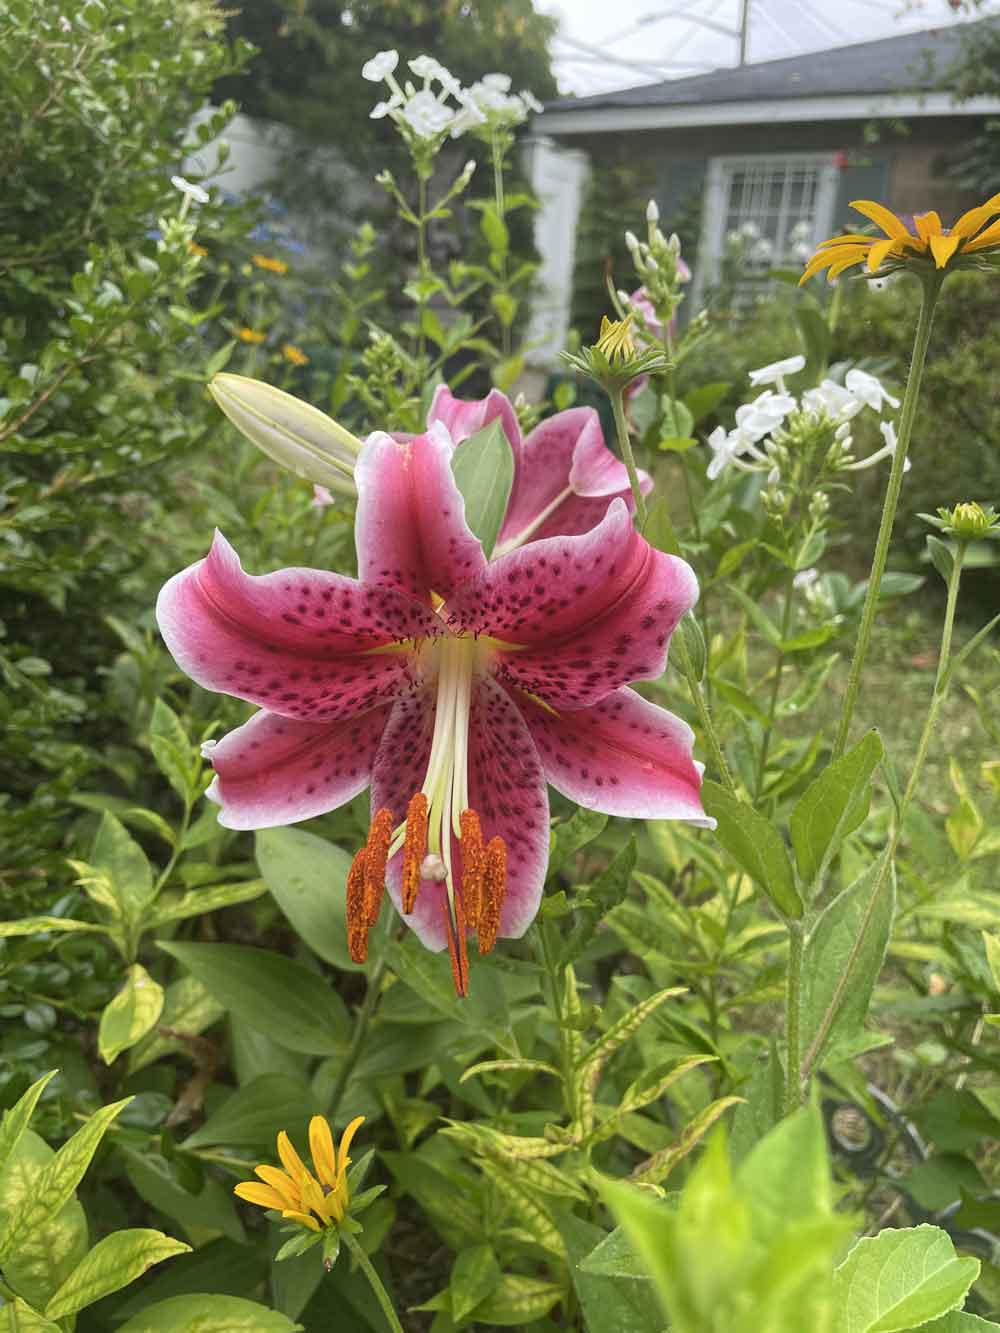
left=156, top=531, right=433, bottom=723
left=355, top=429, right=486, bottom=602
left=205, top=706, right=390, bottom=829
left=427, top=384, right=522, bottom=453
left=447, top=499, right=698, bottom=710
left=517, top=685, right=712, bottom=825
left=466, top=676, right=549, bottom=939
left=373, top=678, right=549, bottom=947
left=371, top=687, right=447, bottom=950
left=498, top=408, right=650, bottom=548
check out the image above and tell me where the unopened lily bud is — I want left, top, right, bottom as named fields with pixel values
left=209, top=374, right=360, bottom=495
left=624, top=230, right=640, bottom=253
left=646, top=199, right=659, bottom=223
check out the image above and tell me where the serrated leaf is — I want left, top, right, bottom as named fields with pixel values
left=790, top=731, right=883, bottom=892
left=702, top=781, right=802, bottom=919
left=98, top=963, right=165, bottom=1064
left=44, top=1229, right=190, bottom=1318
left=450, top=418, right=514, bottom=558
left=0, top=1099, right=130, bottom=1261
left=117, top=1294, right=302, bottom=1331
left=832, top=1225, right=980, bottom=1332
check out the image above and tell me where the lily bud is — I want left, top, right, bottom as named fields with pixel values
left=209, top=374, right=360, bottom=495
left=646, top=199, right=659, bottom=223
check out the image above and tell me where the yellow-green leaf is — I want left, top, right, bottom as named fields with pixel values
left=44, top=1229, right=190, bottom=1318
left=0, top=918, right=103, bottom=939
left=98, top=964, right=165, bottom=1064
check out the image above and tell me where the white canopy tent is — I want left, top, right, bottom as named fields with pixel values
left=538, top=0, right=979, bottom=97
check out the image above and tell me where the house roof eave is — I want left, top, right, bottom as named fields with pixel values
left=533, top=90, right=1000, bottom=137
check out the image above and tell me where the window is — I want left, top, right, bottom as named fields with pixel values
left=694, top=153, right=839, bottom=304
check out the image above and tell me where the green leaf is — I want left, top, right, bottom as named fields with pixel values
left=479, top=204, right=509, bottom=256
left=89, top=810, right=155, bottom=923
left=2, top=1298, right=61, bottom=1331
left=801, top=860, right=895, bottom=1070
left=384, top=932, right=512, bottom=1050
left=255, top=827, right=360, bottom=970
left=44, top=1229, right=190, bottom=1318
left=927, top=535, right=955, bottom=585
left=451, top=1244, right=502, bottom=1323
left=562, top=1214, right=665, bottom=1333
left=145, top=878, right=267, bottom=927
left=701, top=781, right=802, bottom=919
left=796, top=305, right=831, bottom=371
left=682, top=380, right=731, bottom=425
left=0, top=1099, right=130, bottom=1262
left=0, top=1071, right=57, bottom=1179
left=579, top=1224, right=649, bottom=1280
left=727, top=586, right=784, bottom=647
left=128, top=974, right=225, bottom=1074
left=471, top=1274, right=563, bottom=1326
left=450, top=418, right=514, bottom=559
left=832, top=1225, right=980, bottom=1332
left=117, top=1294, right=302, bottom=1331
left=183, top=1074, right=319, bottom=1149
left=150, top=698, right=197, bottom=802
left=914, top=1315, right=1000, bottom=1332
left=790, top=731, right=883, bottom=892
left=158, top=941, right=348, bottom=1054
left=0, top=1129, right=88, bottom=1310
left=98, top=962, right=165, bottom=1063
left=0, top=917, right=103, bottom=938
left=548, top=808, right=608, bottom=877
left=122, top=1149, right=244, bottom=1245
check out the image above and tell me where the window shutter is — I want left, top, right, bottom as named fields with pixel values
left=832, top=156, right=892, bottom=228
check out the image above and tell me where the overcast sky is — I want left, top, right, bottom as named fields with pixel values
left=536, top=0, right=988, bottom=95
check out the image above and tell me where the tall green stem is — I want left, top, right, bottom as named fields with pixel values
left=800, top=544, right=965, bottom=1084
left=832, top=271, right=943, bottom=758
left=343, top=1233, right=405, bottom=1333
left=327, top=953, right=389, bottom=1126
left=491, top=132, right=511, bottom=359
left=415, top=175, right=428, bottom=363
left=784, top=920, right=805, bottom=1114
left=754, top=573, right=795, bottom=801
left=608, top=385, right=736, bottom=794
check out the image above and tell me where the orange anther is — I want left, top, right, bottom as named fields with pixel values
left=346, top=846, right=369, bottom=963
left=401, top=792, right=428, bottom=914
left=363, top=807, right=393, bottom=927
left=459, top=809, right=485, bottom=930
left=442, top=893, right=469, bottom=999
left=478, top=836, right=507, bottom=956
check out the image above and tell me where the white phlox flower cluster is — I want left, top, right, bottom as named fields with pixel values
left=707, top=354, right=908, bottom=481
left=363, top=50, right=540, bottom=142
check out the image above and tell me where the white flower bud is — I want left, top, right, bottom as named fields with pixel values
left=646, top=199, right=659, bottom=223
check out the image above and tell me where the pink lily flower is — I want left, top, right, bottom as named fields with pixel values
left=157, top=427, right=708, bottom=996
left=428, top=385, right=653, bottom=553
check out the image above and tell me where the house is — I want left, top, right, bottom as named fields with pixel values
left=526, top=22, right=1000, bottom=360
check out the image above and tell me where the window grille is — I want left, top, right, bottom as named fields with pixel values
left=693, top=153, right=839, bottom=305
